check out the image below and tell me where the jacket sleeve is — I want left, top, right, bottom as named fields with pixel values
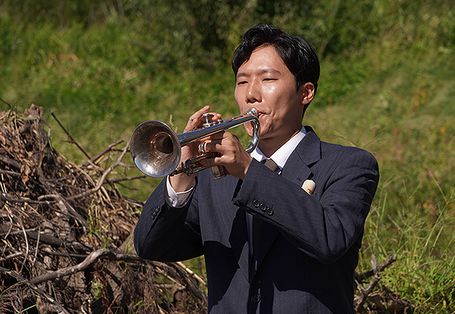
left=232, top=148, right=379, bottom=264
left=133, top=179, right=203, bottom=262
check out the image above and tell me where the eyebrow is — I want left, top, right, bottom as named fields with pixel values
left=236, top=68, right=281, bottom=79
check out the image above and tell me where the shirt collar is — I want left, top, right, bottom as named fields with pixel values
left=250, top=126, right=307, bottom=169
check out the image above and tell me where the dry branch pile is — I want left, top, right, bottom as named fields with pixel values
left=0, top=105, right=206, bottom=313
left=0, top=105, right=412, bottom=313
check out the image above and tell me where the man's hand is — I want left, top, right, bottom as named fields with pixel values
left=169, top=106, right=221, bottom=192
left=201, top=131, right=253, bottom=180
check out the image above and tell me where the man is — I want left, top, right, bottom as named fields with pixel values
left=134, top=24, right=379, bottom=313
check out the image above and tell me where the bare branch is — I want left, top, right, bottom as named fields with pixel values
left=29, top=249, right=151, bottom=285
left=88, top=139, right=124, bottom=164
left=65, top=141, right=131, bottom=200
left=51, top=112, right=92, bottom=161
left=355, top=255, right=396, bottom=283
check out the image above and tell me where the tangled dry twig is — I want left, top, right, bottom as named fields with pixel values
left=0, top=105, right=206, bottom=313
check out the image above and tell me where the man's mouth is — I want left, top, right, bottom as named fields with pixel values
left=257, top=112, right=267, bottom=119
left=256, top=110, right=266, bottom=116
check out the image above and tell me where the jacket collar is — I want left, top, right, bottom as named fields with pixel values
left=296, top=126, right=321, bottom=165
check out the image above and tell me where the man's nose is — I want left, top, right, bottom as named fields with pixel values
left=246, top=81, right=261, bottom=103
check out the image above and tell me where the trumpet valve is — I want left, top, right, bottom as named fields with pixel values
left=202, top=113, right=223, bottom=128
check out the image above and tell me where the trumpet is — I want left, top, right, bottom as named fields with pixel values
left=130, top=108, right=260, bottom=177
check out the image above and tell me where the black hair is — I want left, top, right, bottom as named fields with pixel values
left=232, top=24, right=320, bottom=94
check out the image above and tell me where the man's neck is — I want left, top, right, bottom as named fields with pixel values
left=259, top=127, right=302, bottom=157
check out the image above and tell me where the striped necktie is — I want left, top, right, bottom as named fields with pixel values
left=263, top=158, right=279, bottom=173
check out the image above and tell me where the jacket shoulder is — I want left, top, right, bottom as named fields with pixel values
left=320, top=141, right=378, bottom=168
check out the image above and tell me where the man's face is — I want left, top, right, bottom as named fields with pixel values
left=235, top=45, right=305, bottom=145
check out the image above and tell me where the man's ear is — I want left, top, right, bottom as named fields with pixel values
left=300, top=82, right=315, bottom=107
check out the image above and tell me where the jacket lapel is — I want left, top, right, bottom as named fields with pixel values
left=253, top=127, right=322, bottom=273
left=281, top=126, right=321, bottom=185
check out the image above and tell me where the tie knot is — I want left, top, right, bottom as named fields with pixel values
left=263, top=158, right=279, bottom=172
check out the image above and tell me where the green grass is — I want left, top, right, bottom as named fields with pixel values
left=1, top=1, right=454, bottom=312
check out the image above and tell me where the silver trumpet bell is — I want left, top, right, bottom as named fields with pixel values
left=130, top=108, right=260, bottom=177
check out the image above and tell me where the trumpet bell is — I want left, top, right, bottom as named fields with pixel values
left=130, top=121, right=181, bottom=177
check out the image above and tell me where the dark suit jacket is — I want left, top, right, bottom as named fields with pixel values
left=134, top=127, right=379, bottom=313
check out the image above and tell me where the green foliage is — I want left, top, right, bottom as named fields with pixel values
left=1, top=0, right=454, bottom=312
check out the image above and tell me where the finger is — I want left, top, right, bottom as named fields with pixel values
left=207, top=131, right=225, bottom=141
left=200, top=112, right=223, bottom=129
left=206, top=112, right=222, bottom=121
left=204, top=132, right=242, bottom=152
left=200, top=141, right=223, bottom=154
left=216, top=132, right=241, bottom=150
left=211, top=155, right=227, bottom=166
left=191, top=105, right=211, bottom=119
left=184, top=105, right=210, bottom=131
left=218, top=131, right=236, bottom=139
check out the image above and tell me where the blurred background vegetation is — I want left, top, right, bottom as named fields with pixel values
left=0, top=0, right=453, bottom=312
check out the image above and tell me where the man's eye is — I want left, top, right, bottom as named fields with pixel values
left=263, top=78, right=277, bottom=82
left=237, top=81, right=247, bottom=85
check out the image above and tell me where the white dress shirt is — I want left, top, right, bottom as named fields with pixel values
left=166, top=127, right=307, bottom=207
left=250, top=126, right=307, bottom=173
